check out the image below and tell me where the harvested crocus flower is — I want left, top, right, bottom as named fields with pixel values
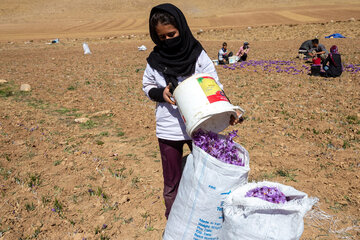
left=193, top=129, right=244, bottom=166
left=245, top=186, right=287, bottom=204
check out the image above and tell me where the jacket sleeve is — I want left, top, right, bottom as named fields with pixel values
left=320, top=44, right=329, bottom=54
left=236, top=47, right=241, bottom=57
left=142, top=64, right=165, bottom=102
left=218, top=49, right=224, bottom=61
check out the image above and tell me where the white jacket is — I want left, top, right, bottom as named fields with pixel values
left=142, top=50, right=222, bottom=141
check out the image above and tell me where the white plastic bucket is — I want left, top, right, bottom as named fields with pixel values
left=173, top=74, right=244, bottom=137
left=212, top=59, right=219, bottom=66
left=229, top=56, right=237, bottom=64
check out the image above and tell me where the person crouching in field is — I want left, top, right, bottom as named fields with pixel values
left=322, top=45, right=342, bottom=78
left=298, top=39, right=313, bottom=59
left=309, top=39, right=328, bottom=62
left=142, top=3, right=241, bottom=219
left=218, top=42, right=233, bottom=65
left=236, top=42, right=250, bottom=62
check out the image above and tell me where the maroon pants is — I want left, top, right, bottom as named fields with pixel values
left=158, top=138, right=192, bottom=218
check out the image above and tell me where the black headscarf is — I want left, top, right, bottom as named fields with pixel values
left=147, top=3, right=203, bottom=91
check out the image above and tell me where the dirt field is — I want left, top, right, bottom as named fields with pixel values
left=1, top=1, right=360, bottom=239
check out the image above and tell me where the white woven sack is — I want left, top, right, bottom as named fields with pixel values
left=220, top=181, right=318, bottom=240
left=164, top=140, right=250, bottom=240
left=83, top=43, right=91, bottom=54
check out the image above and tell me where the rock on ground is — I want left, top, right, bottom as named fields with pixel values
left=74, top=117, right=90, bottom=123
left=20, top=84, right=31, bottom=91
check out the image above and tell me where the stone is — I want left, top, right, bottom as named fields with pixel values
left=0, top=79, right=8, bottom=84
left=13, top=140, right=25, bottom=145
left=20, top=84, right=31, bottom=92
left=74, top=117, right=90, bottom=123
left=349, top=17, right=355, bottom=22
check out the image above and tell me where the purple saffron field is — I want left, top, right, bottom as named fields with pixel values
left=245, top=186, right=287, bottom=204
left=222, top=60, right=360, bottom=74
left=193, top=129, right=244, bottom=166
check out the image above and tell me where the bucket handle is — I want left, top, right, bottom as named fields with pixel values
left=199, top=106, right=245, bottom=121
left=232, top=106, right=246, bottom=120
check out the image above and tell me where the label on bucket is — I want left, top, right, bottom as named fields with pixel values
left=197, top=76, right=229, bottom=103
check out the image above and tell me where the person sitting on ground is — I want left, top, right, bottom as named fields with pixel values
left=298, top=39, right=313, bottom=59
left=236, top=42, right=250, bottom=62
left=218, top=42, right=233, bottom=65
left=322, top=45, right=342, bottom=78
left=309, top=39, right=328, bottom=62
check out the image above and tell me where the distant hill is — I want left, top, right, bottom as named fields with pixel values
left=0, top=0, right=359, bottom=40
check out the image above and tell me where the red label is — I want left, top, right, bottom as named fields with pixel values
left=207, top=90, right=228, bottom=103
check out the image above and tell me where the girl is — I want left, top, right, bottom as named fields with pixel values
left=322, top=45, right=342, bottom=78
left=142, top=3, right=239, bottom=219
left=236, top=42, right=250, bottom=62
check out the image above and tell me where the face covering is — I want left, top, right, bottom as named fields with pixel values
left=160, top=36, right=182, bottom=51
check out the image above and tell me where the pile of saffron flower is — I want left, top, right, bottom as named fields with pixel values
left=193, top=129, right=244, bottom=166
left=245, top=186, right=287, bottom=204
left=344, top=64, right=360, bottom=73
left=222, top=60, right=360, bottom=75
left=222, top=60, right=310, bottom=75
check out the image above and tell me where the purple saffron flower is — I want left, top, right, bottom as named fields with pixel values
left=193, top=130, right=244, bottom=166
left=245, top=186, right=287, bottom=203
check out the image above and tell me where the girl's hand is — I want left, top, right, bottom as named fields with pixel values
left=230, top=110, right=244, bottom=125
left=163, top=84, right=176, bottom=105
